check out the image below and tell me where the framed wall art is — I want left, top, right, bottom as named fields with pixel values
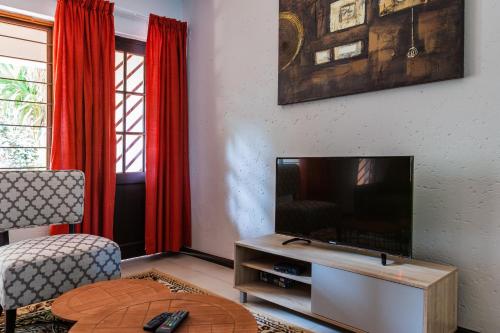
left=278, top=0, right=465, bottom=105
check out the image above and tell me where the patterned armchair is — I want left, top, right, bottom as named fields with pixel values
left=0, top=171, right=121, bottom=333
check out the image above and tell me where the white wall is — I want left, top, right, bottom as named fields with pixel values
left=183, top=0, right=500, bottom=332
left=1, top=0, right=183, bottom=242
left=0, top=0, right=184, bottom=40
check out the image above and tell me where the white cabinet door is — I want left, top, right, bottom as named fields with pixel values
left=311, top=264, right=424, bottom=333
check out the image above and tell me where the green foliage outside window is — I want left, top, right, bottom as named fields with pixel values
left=0, top=62, right=48, bottom=169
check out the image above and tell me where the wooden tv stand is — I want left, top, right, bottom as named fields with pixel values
left=234, top=234, right=458, bottom=333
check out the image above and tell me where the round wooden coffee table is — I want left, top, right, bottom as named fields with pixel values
left=52, top=279, right=170, bottom=322
left=68, top=293, right=258, bottom=333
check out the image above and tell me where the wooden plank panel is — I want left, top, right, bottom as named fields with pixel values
left=236, top=234, right=457, bottom=289
left=424, top=271, right=458, bottom=333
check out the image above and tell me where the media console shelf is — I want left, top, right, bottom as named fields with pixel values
left=234, top=233, right=458, bottom=333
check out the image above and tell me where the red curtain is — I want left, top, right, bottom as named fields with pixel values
left=145, top=14, right=191, bottom=254
left=50, top=0, right=116, bottom=239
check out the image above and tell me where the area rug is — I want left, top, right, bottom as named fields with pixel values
left=0, top=269, right=311, bottom=333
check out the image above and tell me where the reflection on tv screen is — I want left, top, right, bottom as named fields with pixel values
left=275, top=157, right=413, bottom=257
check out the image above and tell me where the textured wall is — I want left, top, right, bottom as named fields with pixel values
left=183, top=0, right=500, bottom=331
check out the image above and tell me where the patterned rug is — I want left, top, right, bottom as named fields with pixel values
left=0, top=269, right=311, bottom=333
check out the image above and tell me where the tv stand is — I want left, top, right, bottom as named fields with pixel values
left=235, top=234, right=458, bottom=333
left=281, top=237, right=311, bottom=246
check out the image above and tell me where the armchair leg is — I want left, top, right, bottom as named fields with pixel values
left=5, top=309, right=16, bottom=333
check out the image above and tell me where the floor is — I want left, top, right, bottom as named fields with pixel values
left=121, top=253, right=344, bottom=333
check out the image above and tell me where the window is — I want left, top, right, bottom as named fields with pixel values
left=115, top=37, right=146, bottom=174
left=0, top=14, right=52, bottom=170
left=357, top=158, right=374, bottom=186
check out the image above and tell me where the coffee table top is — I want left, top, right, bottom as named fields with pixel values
left=69, top=292, right=258, bottom=333
left=52, top=279, right=170, bottom=322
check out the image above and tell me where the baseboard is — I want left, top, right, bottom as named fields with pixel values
left=180, top=247, right=234, bottom=268
left=457, top=327, right=479, bottom=333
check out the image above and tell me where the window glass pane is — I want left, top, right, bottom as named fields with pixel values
left=0, top=36, right=47, bottom=62
left=115, top=51, right=124, bottom=91
left=126, top=54, right=144, bottom=93
left=0, top=79, right=47, bottom=103
left=115, top=44, right=146, bottom=174
left=0, top=147, right=46, bottom=169
left=0, top=100, right=47, bottom=126
left=0, top=125, right=47, bottom=148
left=115, top=93, right=124, bottom=132
left=125, top=94, right=144, bottom=132
left=0, top=19, right=50, bottom=171
left=0, top=56, right=48, bottom=82
left=0, top=22, right=47, bottom=43
left=125, top=134, right=143, bottom=172
left=116, top=134, right=123, bottom=173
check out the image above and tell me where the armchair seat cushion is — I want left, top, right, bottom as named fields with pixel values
left=0, top=234, right=121, bottom=310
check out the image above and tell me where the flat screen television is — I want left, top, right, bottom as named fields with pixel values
left=275, top=156, right=414, bottom=257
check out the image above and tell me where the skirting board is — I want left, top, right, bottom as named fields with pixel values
left=180, top=247, right=234, bottom=268
left=456, top=328, right=479, bottom=333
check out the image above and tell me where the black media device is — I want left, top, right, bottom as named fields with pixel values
left=275, top=156, right=414, bottom=257
left=273, top=262, right=306, bottom=276
left=143, top=313, right=172, bottom=331
left=260, top=272, right=295, bottom=288
left=155, top=310, right=189, bottom=333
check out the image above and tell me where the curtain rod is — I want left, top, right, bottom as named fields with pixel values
left=114, top=6, right=149, bottom=22
left=0, top=4, right=150, bottom=22
left=0, top=3, right=166, bottom=24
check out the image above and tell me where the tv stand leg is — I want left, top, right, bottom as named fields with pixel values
left=239, top=291, right=248, bottom=303
left=282, top=237, right=312, bottom=246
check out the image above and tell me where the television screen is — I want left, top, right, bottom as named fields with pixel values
left=275, top=157, right=414, bottom=257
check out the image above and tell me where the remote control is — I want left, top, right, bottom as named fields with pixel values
left=155, top=310, right=189, bottom=333
left=143, top=312, right=172, bottom=331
